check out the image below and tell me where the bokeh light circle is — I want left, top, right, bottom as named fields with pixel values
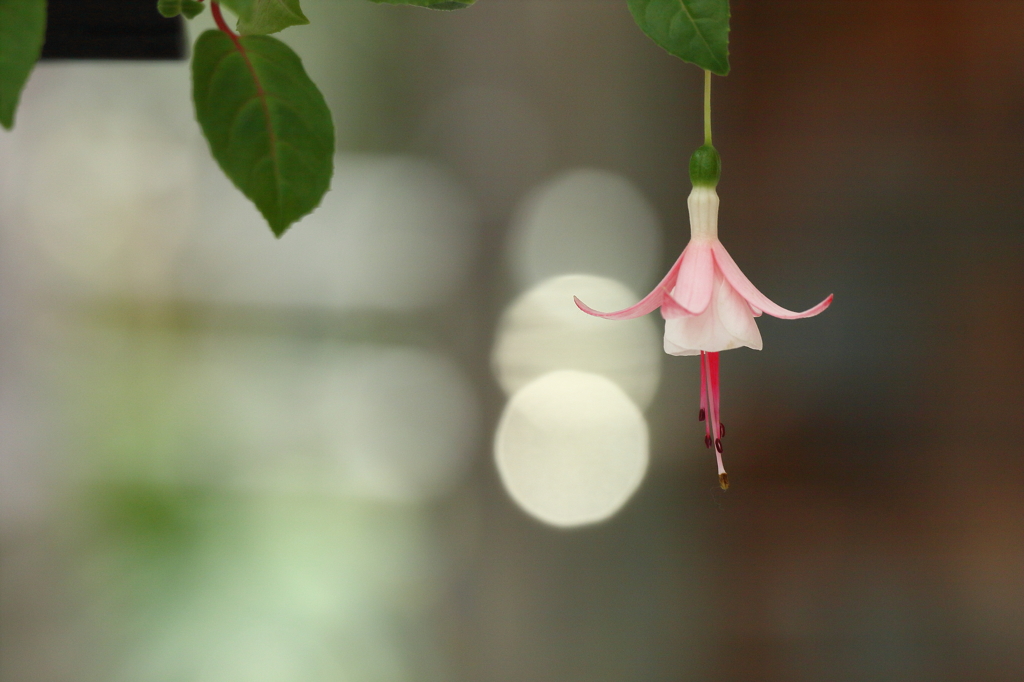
left=495, top=370, right=648, bottom=528
left=509, top=168, right=662, bottom=294
left=492, top=274, right=661, bottom=408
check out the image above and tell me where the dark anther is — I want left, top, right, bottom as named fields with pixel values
left=704, top=435, right=712, bottom=448
left=698, top=408, right=705, bottom=422
left=719, top=423, right=725, bottom=437
left=715, top=438, right=723, bottom=453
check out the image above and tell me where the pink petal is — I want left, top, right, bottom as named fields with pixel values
left=574, top=249, right=685, bottom=320
left=711, top=242, right=833, bottom=320
left=670, top=242, right=714, bottom=314
left=660, top=294, right=688, bottom=320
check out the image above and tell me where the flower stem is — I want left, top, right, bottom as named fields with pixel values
left=210, top=2, right=239, bottom=40
left=704, top=69, right=712, bottom=146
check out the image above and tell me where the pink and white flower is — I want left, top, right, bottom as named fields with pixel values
left=574, top=185, right=832, bottom=489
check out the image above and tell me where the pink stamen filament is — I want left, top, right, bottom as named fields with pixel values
left=710, top=351, right=721, bottom=433
left=699, top=352, right=711, bottom=450
left=702, top=351, right=728, bottom=489
left=710, top=351, right=725, bottom=438
left=699, top=352, right=708, bottom=422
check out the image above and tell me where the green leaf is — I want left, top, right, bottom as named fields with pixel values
left=157, top=0, right=205, bottom=19
left=367, top=0, right=476, bottom=10
left=239, top=0, right=309, bottom=36
left=181, top=0, right=205, bottom=19
left=218, top=0, right=308, bottom=35
left=192, top=30, right=335, bottom=236
left=0, top=0, right=46, bottom=130
left=157, top=0, right=179, bottom=17
left=628, top=0, right=730, bottom=75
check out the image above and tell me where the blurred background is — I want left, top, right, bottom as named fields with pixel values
left=1, top=1, right=1023, bottom=680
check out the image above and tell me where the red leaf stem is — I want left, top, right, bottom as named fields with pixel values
left=201, top=1, right=282, bottom=214
left=210, top=2, right=241, bottom=45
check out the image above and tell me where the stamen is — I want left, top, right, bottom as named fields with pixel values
left=702, top=351, right=728, bottom=488
left=699, top=351, right=707, bottom=408
left=699, top=351, right=712, bottom=443
left=699, top=351, right=709, bottom=431
left=713, top=431, right=728, bottom=489
left=703, top=352, right=722, bottom=452
left=710, top=351, right=721, bottom=433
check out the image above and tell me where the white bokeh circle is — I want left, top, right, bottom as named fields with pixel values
left=508, top=168, right=662, bottom=294
left=492, top=274, right=661, bottom=408
left=494, top=370, right=649, bottom=528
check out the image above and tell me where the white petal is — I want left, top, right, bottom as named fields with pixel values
left=663, top=329, right=702, bottom=356
left=716, top=273, right=763, bottom=351
left=661, top=272, right=762, bottom=356
left=663, top=311, right=711, bottom=355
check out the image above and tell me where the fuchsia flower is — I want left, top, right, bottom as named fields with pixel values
left=574, top=146, right=832, bottom=489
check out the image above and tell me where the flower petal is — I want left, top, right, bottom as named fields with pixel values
left=716, top=274, right=763, bottom=351
left=712, top=242, right=833, bottom=320
left=662, top=272, right=762, bottom=355
left=574, top=249, right=685, bottom=320
left=670, top=242, right=714, bottom=315
left=660, top=295, right=688, bottom=319
left=663, top=324, right=703, bottom=355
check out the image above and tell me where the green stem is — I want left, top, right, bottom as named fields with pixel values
left=704, top=69, right=712, bottom=146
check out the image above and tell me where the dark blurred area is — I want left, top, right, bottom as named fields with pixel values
left=1, top=1, right=1022, bottom=681
left=42, top=0, right=186, bottom=60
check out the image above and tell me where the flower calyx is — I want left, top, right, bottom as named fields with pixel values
left=689, top=144, right=721, bottom=188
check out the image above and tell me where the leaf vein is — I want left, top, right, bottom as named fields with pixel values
left=674, top=0, right=714, bottom=64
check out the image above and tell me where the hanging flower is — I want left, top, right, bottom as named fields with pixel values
left=574, top=144, right=832, bottom=489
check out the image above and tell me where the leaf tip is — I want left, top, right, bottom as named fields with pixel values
left=270, top=220, right=292, bottom=238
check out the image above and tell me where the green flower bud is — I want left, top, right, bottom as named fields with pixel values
left=689, top=144, right=721, bottom=188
